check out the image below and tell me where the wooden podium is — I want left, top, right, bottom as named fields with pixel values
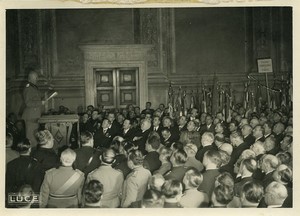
left=38, top=114, right=79, bottom=150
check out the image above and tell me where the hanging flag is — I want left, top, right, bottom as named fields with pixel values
left=211, top=75, right=219, bottom=116
left=190, top=90, right=195, bottom=109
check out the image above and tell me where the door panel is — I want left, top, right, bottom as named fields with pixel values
left=94, top=68, right=138, bottom=109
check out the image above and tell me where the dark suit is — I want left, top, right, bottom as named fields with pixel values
left=198, top=169, right=220, bottom=199
left=109, top=120, right=121, bottom=138
left=262, top=171, right=275, bottom=189
left=168, top=126, right=180, bottom=142
left=134, top=129, right=151, bottom=155
left=86, top=119, right=99, bottom=134
left=199, top=124, right=215, bottom=136
left=164, top=166, right=188, bottom=182
left=121, top=128, right=136, bottom=141
left=255, top=136, right=265, bottom=142
left=228, top=142, right=250, bottom=166
left=94, top=127, right=113, bottom=149
left=74, top=146, right=102, bottom=176
left=31, top=147, right=60, bottom=173
left=143, top=151, right=162, bottom=173
left=243, top=134, right=255, bottom=146
left=6, top=155, right=44, bottom=193
left=162, top=136, right=177, bottom=148
left=178, top=124, right=188, bottom=132
left=195, top=145, right=217, bottom=163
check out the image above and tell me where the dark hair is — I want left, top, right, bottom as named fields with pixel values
left=277, top=166, right=293, bottom=184
left=241, top=181, right=264, bottom=203
left=161, top=179, right=182, bottom=199
left=147, top=132, right=161, bottom=150
left=122, top=141, right=136, bottom=153
left=171, top=141, right=184, bottom=151
left=213, top=184, right=234, bottom=205
left=16, top=138, right=31, bottom=153
left=276, top=152, right=292, bottom=165
left=215, top=172, right=234, bottom=189
left=142, top=189, right=164, bottom=208
left=172, top=149, right=188, bottom=165
left=241, top=158, right=257, bottom=173
left=80, top=131, right=93, bottom=145
left=84, top=180, right=104, bottom=204
left=124, top=118, right=134, bottom=125
left=205, top=150, right=222, bottom=168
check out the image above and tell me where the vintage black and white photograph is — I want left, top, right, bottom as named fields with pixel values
left=4, top=3, right=294, bottom=211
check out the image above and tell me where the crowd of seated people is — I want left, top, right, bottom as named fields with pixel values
left=5, top=101, right=293, bottom=208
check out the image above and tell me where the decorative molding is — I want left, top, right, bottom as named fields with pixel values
left=140, top=9, right=159, bottom=68
left=79, top=44, right=152, bottom=108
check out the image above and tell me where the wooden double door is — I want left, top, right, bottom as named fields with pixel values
left=94, top=68, right=139, bottom=109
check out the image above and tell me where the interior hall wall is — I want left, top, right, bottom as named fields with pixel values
left=53, top=9, right=135, bottom=111
left=148, top=7, right=292, bottom=110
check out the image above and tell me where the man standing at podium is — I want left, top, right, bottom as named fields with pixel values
left=22, top=70, right=45, bottom=147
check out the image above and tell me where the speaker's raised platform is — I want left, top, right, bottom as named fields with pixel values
left=38, top=114, right=79, bottom=150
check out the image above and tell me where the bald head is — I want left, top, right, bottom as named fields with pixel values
left=28, top=71, right=38, bottom=84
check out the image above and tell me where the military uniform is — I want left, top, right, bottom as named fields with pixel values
left=22, top=82, right=43, bottom=147
left=87, top=165, right=124, bottom=208
left=121, top=166, right=151, bottom=207
left=39, top=166, right=85, bottom=208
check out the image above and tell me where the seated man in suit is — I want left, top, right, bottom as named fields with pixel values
left=228, top=131, right=250, bottom=166
left=264, top=136, right=279, bottom=155
left=199, top=114, right=214, bottom=136
left=151, top=116, right=163, bottom=139
left=177, top=115, right=188, bottom=132
left=253, top=125, right=265, bottom=142
left=161, top=128, right=176, bottom=148
left=162, top=116, right=180, bottom=142
left=93, top=118, right=113, bottom=149
left=107, top=112, right=120, bottom=138
left=249, top=118, right=260, bottom=129
left=198, top=150, right=222, bottom=199
left=260, top=154, right=279, bottom=189
left=241, top=124, right=255, bottom=146
left=263, top=121, right=273, bottom=139
left=121, top=118, right=136, bottom=142
left=133, top=118, right=152, bottom=155
left=195, top=132, right=216, bottom=163
left=86, top=109, right=99, bottom=134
